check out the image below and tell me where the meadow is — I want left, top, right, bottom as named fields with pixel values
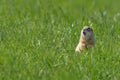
left=0, top=0, right=120, bottom=80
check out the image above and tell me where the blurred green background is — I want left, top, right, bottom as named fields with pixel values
left=0, top=0, right=120, bottom=80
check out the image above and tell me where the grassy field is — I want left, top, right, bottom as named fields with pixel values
left=0, top=0, right=120, bottom=80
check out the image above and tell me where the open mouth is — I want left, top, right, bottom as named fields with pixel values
left=83, top=31, right=86, bottom=35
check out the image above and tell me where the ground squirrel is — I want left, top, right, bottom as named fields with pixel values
left=75, top=26, right=96, bottom=52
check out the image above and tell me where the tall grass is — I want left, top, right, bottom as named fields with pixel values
left=0, top=0, right=120, bottom=80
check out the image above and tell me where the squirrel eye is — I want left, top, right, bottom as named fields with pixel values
left=87, top=28, right=91, bottom=31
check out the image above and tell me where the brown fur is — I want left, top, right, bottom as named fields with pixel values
left=75, top=26, right=96, bottom=52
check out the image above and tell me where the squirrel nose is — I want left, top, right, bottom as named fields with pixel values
left=83, top=29, right=86, bottom=32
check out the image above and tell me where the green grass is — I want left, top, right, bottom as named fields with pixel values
left=0, top=0, right=120, bottom=80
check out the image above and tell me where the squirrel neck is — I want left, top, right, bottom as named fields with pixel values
left=80, top=35, right=95, bottom=45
